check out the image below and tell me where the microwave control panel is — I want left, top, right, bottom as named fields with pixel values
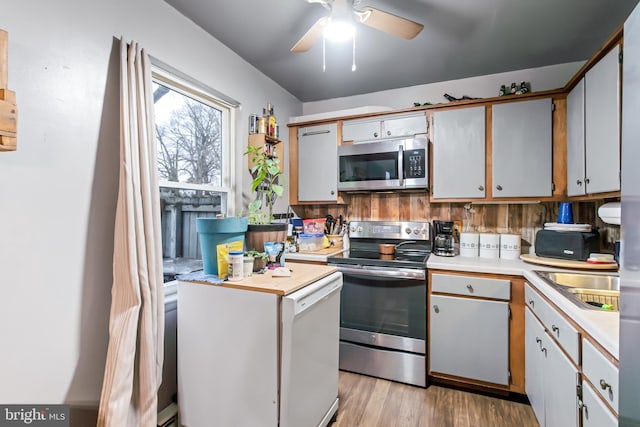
left=405, top=149, right=426, bottom=178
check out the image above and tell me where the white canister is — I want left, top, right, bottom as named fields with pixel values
left=479, top=233, right=500, bottom=259
left=500, top=234, right=522, bottom=260
left=227, top=251, right=244, bottom=281
left=459, top=233, right=480, bottom=258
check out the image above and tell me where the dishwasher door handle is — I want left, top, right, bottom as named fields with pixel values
left=285, top=272, right=343, bottom=316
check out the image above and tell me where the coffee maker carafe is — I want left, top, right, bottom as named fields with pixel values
left=433, top=220, right=455, bottom=257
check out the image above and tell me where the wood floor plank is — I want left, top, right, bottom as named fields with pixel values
left=332, top=372, right=539, bottom=427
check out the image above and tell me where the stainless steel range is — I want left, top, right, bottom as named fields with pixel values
left=327, top=220, right=430, bottom=387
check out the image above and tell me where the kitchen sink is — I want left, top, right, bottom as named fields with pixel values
left=533, top=271, right=620, bottom=312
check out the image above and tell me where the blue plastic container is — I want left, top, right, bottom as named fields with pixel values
left=196, top=217, right=248, bottom=275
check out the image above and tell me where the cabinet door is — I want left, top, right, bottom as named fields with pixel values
left=383, top=113, right=428, bottom=138
left=342, top=119, right=381, bottom=142
left=581, top=381, right=618, bottom=427
left=567, top=78, right=587, bottom=196
left=492, top=98, right=553, bottom=198
left=432, top=106, right=486, bottom=199
left=430, top=295, right=509, bottom=385
left=525, top=309, right=546, bottom=427
left=298, top=123, right=338, bottom=201
left=585, top=44, right=621, bottom=194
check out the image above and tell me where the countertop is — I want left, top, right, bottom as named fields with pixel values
left=428, top=254, right=620, bottom=360
left=178, top=263, right=338, bottom=296
left=285, top=247, right=346, bottom=263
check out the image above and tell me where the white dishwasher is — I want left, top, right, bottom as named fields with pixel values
left=280, top=272, right=342, bottom=427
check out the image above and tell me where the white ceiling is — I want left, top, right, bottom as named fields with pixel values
left=165, top=0, right=640, bottom=102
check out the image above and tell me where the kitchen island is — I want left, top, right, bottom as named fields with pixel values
left=177, top=264, right=342, bottom=427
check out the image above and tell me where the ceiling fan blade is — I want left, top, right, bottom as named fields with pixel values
left=291, top=17, right=327, bottom=52
left=357, top=7, right=424, bottom=40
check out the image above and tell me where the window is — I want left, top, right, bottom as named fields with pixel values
left=151, top=67, right=235, bottom=282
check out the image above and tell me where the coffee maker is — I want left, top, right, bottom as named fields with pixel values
left=433, top=220, right=455, bottom=256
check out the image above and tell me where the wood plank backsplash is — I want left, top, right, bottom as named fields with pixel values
left=293, top=194, right=620, bottom=253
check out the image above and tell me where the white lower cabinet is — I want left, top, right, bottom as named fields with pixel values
left=525, top=309, right=579, bottom=427
left=581, top=381, right=618, bottom=427
left=430, top=295, right=509, bottom=385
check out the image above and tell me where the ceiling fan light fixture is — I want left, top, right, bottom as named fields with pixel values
left=323, top=18, right=355, bottom=42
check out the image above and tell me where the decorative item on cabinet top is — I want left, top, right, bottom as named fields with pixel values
left=0, top=29, right=17, bottom=152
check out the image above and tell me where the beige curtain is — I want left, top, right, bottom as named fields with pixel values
left=97, top=39, right=164, bottom=427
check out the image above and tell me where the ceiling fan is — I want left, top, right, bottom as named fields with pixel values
left=291, top=0, right=424, bottom=52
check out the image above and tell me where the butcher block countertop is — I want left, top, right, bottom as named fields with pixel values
left=179, top=263, right=338, bottom=296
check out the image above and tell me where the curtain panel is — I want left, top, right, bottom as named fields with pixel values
left=97, top=39, right=164, bottom=427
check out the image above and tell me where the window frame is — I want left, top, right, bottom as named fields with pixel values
left=151, top=65, right=236, bottom=210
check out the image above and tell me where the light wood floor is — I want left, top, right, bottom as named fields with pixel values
left=331, top=371, right=539, bottom=427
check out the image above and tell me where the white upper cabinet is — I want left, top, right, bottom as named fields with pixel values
left=432, top=106, right=486, bottom=199
left=567, top=45, right=621, bottom=196
left=342, top=112, right=427, bottom=142
left=342, top=118, right=382, bottom=142
left=584, top=44, right=621, bottom=194
left=383, top=113, right=428, bottom=138
left=492, top=98, right=553, bottom=198
left=297, top=123, right=338, bottom=202
left=567, top=78, right=587, bottom=196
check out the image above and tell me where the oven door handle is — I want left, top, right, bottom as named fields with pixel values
left=331, top=265, right=425, bottom=280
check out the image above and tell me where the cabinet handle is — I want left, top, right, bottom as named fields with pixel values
left=433, top=305, right=440, bottom=313
left=387, top=130, right=391, bottom=136
left=466, top=284, right=474, bottom=292
left=496, top=185, right=503, bottom=191
left=373, top=132, right=379, bottom=138
left=540, top=347, right=547, bottom=355
left=552, top=325, right=559, bottom=334
left=528, top=299, right=535, bottom=307
left=330, top=190, right=335, bottom=195
left=576, top=179, right=583, bottom=186
left=600, top=379, right=612, bottom=391
left=536, top=337, right=542, bottom=349
left=301, top=130, right=330, bottom=136
left=585, top=178, right=590, bottom=184
left=478, top=185, right=484, bottom=191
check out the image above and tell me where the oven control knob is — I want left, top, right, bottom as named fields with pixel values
left=350, top=226, right=356, bottom=233
left=413, top=228, right=420, bottom=235
left=357, top=226, right=363, bottom=233
left=405, top=227, right=412, bottom=235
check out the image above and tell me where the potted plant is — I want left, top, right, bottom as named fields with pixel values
left=245, top=249, right=268, bottom=272
left=244, top=144, right=288, bottom=251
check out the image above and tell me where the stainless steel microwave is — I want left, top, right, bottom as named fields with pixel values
left=337, top=135, right=428, bottom=191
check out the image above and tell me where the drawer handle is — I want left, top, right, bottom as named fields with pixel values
left=552, top=325, right=559, bottom=334
left=528, top=299, right=535, bottom=307
left=536, top=337, right=542, bottom=349
left=600, top=379, right=612, bottom=391
left=433, top=305, right=440, bottom=314
left=466, top=284, right=474, bottom=292
left=540, top=347, right=547, bottom=355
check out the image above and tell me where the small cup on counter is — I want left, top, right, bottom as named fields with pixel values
left=459, top=233, right=480, bottom=258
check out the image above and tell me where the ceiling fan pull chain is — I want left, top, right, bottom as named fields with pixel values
left=323, top=36, right=326, bottom=72
left=352, top=35, right=356, bottom=72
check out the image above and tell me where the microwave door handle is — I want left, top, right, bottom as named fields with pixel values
left=398, top=146, right=404, bottom=187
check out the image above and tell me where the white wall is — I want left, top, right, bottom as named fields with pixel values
left=0, top=0, right=301, bottom=407
left=302, top=61, right=584, bottom=115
